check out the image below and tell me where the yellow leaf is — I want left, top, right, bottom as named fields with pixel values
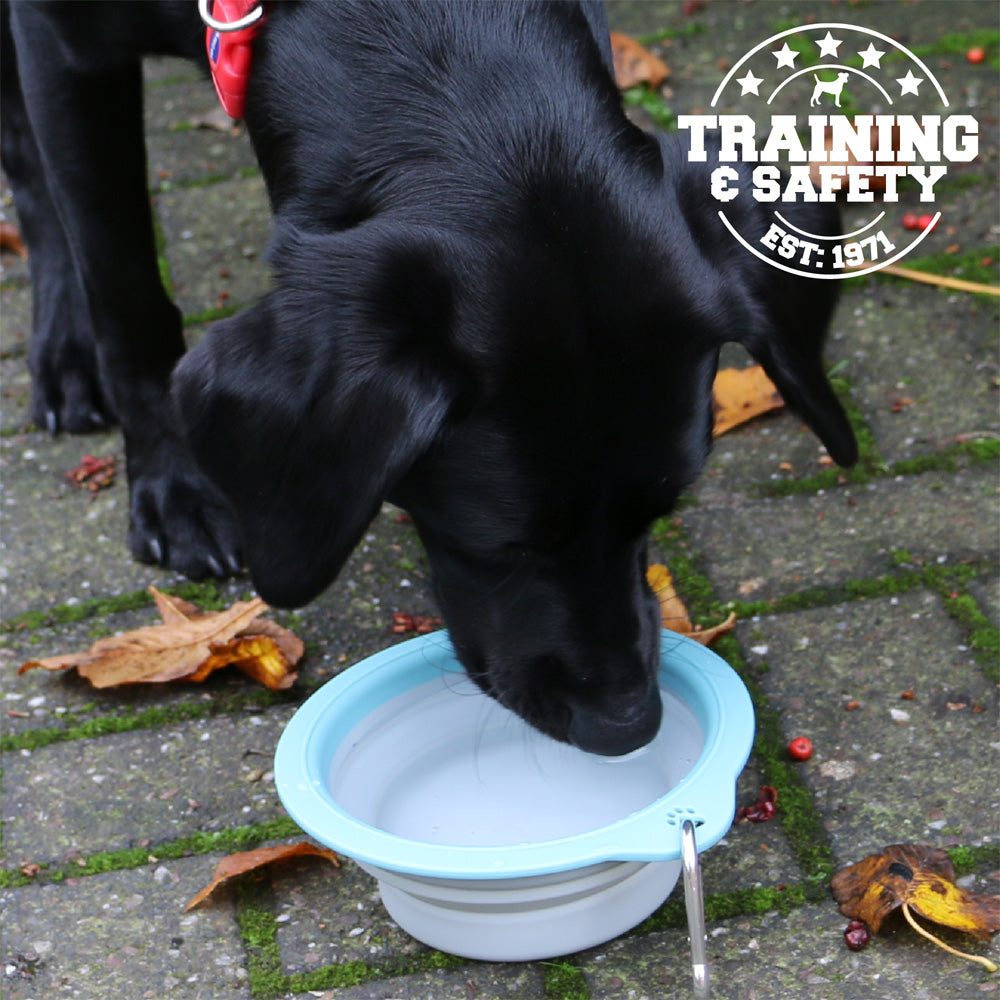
left=646, top=565, right=737, bottom=646
left=647, top=563, right=691, bottom=633
left=712, top=365, right=784, bottom=437
left=832, top=843, right=1000, bottom=971
left=909, top=874, right=1000, bottom=939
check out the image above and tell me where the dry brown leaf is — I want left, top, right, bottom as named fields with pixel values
left=185, top=842, right=341, bottom=911
left=646, top=564, right=736, bottom=646
left=610, top=31, right=670, bottom=90
left=712, top=365, right=784, bottom=437
left=151, top=588, right=202, bottom=625
left=19, top=586, right=301, bottom=690
left=0, top=220, right=27, bottom=258
left=832, top=844, right=1000, bottom=971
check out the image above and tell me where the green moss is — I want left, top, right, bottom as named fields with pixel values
left=708, top=638, right=839, bottom=884
left=236, top=880, right=288, bottom=999
left=1, top=590, right=152, bottom=633
left=1, top=578, right=242, bottom=635
left=648, top=519, right=838, bottom=882
left=728, top=561, right=988, bottom=623
left=755, top=734, right=837, bottom=881
left=288, top=961, right=370, bottom=992
left=888, top=438, right=1000, bottom=478
left=906, top=30, right=1000, bottom=71
left=947, top=843, right=1000, bottom=877
left=622, top=86, right=675, bottom=130
left=640, top=881, right=810, bottom=935
left=288, top=951, right=466, bottom=994
left=638, top=23, right=706, bottom=44
left=0, top=684, right=285, bottom=753
left=941, top=590, right=1000, bottom=680
left=1, top=703, right=208, bottom=753
left=650, top=518, right=721, bottom=622
left=0, top=818, right=303, bottom=889
left=544, top=960, right=590, bottom=1000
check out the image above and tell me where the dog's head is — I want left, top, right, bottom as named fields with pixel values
left=173, top=144, right=855, bottom=755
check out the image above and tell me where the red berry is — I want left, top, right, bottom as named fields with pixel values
left=788, top=736, right=813, bottom=761
left=844, top=919, right=871, bottom=951
left=901, top=212, right=920, bottom=230
left=917, top=214, right=936, bottom=232
left=967, top=47, right=986, bottom=65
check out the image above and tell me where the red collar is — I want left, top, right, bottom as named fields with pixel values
left=203, top=0, right=266, bottom=120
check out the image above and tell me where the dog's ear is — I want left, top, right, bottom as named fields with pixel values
left=172, top=223, right=464, bottom=607
left=734, top=241, right=859, bottom=468
left=664, top=133, right=857, bottom=467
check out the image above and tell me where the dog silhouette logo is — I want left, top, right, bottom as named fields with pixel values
left=810, top=71, right=851, bottom=107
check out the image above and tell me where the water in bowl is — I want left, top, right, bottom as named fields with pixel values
left=328, top=674, right=703, bottom=847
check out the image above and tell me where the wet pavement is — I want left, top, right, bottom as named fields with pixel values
left=1, top=2, right=997, bottom=998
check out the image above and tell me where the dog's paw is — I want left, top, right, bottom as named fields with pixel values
left=127, top=464, right=244, bottom=581
left=31, top=364, right=116, bottom=434
left=30, top=328, right=117, bottom=434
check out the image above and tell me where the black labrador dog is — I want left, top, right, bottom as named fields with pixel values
left=2, top=0, right=856, bottom=755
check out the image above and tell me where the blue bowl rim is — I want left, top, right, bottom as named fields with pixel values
left=274, top=630, right=755, bottom=879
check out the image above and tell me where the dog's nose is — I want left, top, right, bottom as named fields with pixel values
left=567, top=686, right=662, bottom=756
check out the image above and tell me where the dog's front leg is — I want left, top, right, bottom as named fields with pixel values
left=0, top=4, right=112, bottom=432
left=6, top=2, right=243, bottom=579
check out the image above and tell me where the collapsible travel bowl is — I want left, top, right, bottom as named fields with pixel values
left=274, top=630, right=754, bottom=962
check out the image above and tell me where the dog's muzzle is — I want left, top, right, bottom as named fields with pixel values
left=567, top=686, right=663, bottom=757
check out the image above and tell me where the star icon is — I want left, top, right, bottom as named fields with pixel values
left=896, top=69, right=923, bottom=96
left=857, top=42, right=885, bottom=68
left=736, top=70, right=764, bottom=96
left=772, top=42, right=798, bottom=69
left=815, top=31, right=842, bottom=58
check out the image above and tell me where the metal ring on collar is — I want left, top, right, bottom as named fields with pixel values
left=197, top=0, right=264, bottom=33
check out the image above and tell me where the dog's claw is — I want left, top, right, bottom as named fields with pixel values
left=207, top=555, right=224, bottom=577
left=226, top=552, right=243, bottom=574
left=88, top=410, right=106, bottom=427
left=148, top=537, right=164, bottom=564
left=45, top=410, right=58, bottom=435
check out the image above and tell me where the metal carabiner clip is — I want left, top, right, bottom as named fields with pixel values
left=682, top=819, right=710, bottom=999
left=198, top=0, right=264, bottom=33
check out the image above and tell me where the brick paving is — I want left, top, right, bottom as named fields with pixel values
left=1, top=3, right=997, bottom=998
